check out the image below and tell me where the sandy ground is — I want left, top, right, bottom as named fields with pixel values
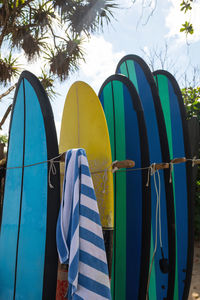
left=189, top=241, right=200, bottom=299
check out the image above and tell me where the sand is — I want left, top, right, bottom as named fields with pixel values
left=189, top=241, right=200, bottom=300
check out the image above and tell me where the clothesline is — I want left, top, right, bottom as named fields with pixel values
left=0, top=152, right=199, bottom=174
left=0, top=151, right=199, bottom=189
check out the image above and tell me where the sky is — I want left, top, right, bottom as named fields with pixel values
left=1, top=0, right=200, bottom=138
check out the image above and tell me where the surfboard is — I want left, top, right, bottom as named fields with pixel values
left=116, top=55, right=176, bottom=299
left=99, top=74, right=151, bottom=300
left=0, top=71, right=60, bottom=300
left=59, top=81, right=114, bottom=249
left=153, top=70, right=194, bottom=300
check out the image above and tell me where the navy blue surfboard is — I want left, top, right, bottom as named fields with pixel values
left=153, top=70, right=194, bottom=300
left=116, top=55, right=176, bottom=299
left=0, top=71, right=60, bottom=300
left=99, top=74, right=151, bottom=300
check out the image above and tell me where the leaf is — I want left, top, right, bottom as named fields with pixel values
left=10, top=0, right=25, bottom=9
left=180, top=21, right=194, bottom=34
left=180, top=0, right=193, bottom=13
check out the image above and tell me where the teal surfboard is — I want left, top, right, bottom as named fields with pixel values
left=99, top=74, right=151, bottom=300
left=153, top=70, right=194, bottom=300
left=116, top=55, right=176, bottom=299
left=0, top=71, right=60, bottom=300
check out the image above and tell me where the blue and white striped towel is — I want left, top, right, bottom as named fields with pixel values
left=56, top=148, right=111, bottom=300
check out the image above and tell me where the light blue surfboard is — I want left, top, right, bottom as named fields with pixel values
left=0, top=71, right=60, bottom=300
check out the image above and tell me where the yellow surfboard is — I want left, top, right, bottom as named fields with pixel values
left=59, top=81, right=114, bottom=230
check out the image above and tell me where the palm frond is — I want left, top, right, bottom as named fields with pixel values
left=0, top=53, right=20, bottom=86
left=32, top=1, right=55, bottom=30
left=22, top=29, right=48, bottom=61
left=44, top=35, right=84, bottom=81
left=63, top=0, right=118, bottom=34
left=39, top=69, right=58, bottom=100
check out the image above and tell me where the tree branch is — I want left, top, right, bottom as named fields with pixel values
left=0, top=3, right=11, bottom=47
left=48, top=24, right=60, bottom=50
left=17, top=0, right=34, bottom=11
left=0, top=84, right=17, bottom=101
left=0, top=104, right=12, bottom=129
left=48, top=24, right=69, bottom=43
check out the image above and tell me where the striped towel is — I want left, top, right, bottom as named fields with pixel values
left=56, top=148, right=111, bottom=300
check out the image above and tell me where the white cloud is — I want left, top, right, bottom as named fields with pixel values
left=79, top=36, right=125, bottom=92
left=166, top=0, right=200, bottom=43
left=55, top=120, right=61, bottom=139
left=17, top=53, right=46, bottom=76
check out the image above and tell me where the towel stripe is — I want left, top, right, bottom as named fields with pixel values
left=81, top=184, right=96, bottom=200
left=81, top=174, right=94, bottom=188
left=80, top=215, right=102, bottom=237
left=56, top=210, right=68, bottom=264
left=71, top=203, right=79, bottom=237
left=79, top=262, right=110, bottom=288
left=78, top=273, right=111, bottom=298
left=80, top=227, right=105, bottom=250
left=81, top=194, right=99, bottom=213
left=81, top=165, right=91, bottom=177
left=68, top=250, right=79, bottom=282
left=72, top=294, right=83, bottom=300
left=69, top=226, right=79, bottom=264
left=76, top=285, right=109, bottom=300
left=80, top=204, right=101, bottom=225
left=79, top=238, right=107, bottom=263
left=80, top=250, right=109, bottom=275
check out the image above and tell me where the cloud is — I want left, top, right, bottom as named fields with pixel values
left=55, top=120, right=61, bottom=139
left=79, top=36, right=125, bottom=92
left=165, top=0, right=200, bottom=43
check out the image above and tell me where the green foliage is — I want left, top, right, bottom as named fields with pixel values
left=0, top=134, right=8, bottom=144
left=180, top=0, right=195, bottom=35
left=43, top=34, right=85, bottom=81
left=182, top=86, right=200, bottom=120
left=0, top=0, right=117, bottom=88
left=0, top=52, right=20, bottom=86
left=180, top=21, right=194, bottom=35
left=55, top=0, right=118, bottom=35
left=180, top=0, right=193, bottom=13
left=182, top=86, right=200, bottom=239
left=38, top=69, right=57, bottom=100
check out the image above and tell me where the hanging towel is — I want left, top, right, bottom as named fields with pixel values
left=56, top=148, right=111, bottom=300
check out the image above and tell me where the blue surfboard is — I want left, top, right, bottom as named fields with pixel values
left=0, top=71, right=60, bottom=300
left=153, top=70, right=194, bottom=300
left=99, top=74, right=151, bottom=300
left=116, top=55, right=176, bottom=299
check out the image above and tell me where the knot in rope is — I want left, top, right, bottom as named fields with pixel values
left=146, top=163, right=156, bottom=187
left=169, top=162, right=174, bottom=183
left=192, top=156, right=197, bottom=167
left=48, top=159, right=57, bottom=189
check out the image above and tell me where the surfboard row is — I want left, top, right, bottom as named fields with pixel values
left=98, top=55, right=194, bottom=300
left=0, top=54, right=194, bottom=300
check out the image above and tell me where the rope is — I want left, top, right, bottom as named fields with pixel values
left=48, top=160, right=57, bottom=189
left=1, top=152, right=65, bottom=170
left=169, top=162, right=174, bottom=183
left=146, top=163, right=156, bottom=187
left=0, top=154, right=198, bottom=173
